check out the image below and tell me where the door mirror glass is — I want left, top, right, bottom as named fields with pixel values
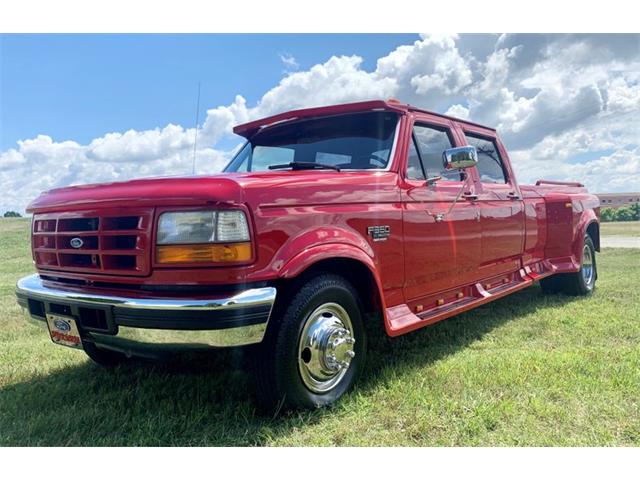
left=443, top=146, right=478, bottom=170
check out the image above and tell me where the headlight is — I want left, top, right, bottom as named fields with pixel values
left=156, top=210, right=251, bottom=264
left=157, top=211, right=217, bottom=245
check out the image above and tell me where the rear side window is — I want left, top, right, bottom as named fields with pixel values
left=412, top=125, right=459, bottom=181
left=464, top=134, right=508, bottom=184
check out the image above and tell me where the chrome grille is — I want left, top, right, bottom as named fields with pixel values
left=32, top=209, right=152, bottom=276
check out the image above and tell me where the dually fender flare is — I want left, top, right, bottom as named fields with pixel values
left=575, top=210, right=600, bottom=258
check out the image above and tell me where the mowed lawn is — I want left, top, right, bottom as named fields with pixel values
left=0, top=217, right=638, bottom=446
left=601, top=221, right=640, bottom=237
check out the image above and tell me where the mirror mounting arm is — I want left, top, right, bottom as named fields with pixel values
left=428, top=144, right=479, bottom=222
left=428, top=171, right=471, bottom=223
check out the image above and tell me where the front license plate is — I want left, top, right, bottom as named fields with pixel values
left=46, top=313, right=83, bottom=349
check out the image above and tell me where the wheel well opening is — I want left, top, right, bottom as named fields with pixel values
left=586, top=222, right=600, bottom=251
left=287, top=258, right=382, bottom=318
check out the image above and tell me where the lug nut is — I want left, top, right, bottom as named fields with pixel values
left=346, top=350, right=355, bottom=358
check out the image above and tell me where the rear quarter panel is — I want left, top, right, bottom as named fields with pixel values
left=532, top=188, right=600, bottom=272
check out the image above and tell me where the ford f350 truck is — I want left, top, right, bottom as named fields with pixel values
left=16, top=99, right=600, bottom=409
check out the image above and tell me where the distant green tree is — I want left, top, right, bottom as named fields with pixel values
left=3, top=211, right=22, bottom=218
left=631, top=203, right=640, bottom=221
left=601, top=208, right=615, bottom=222
left=615, top=206, right=634, bottom=222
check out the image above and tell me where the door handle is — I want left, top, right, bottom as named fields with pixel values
left=507, top=192, right=520, bottom=200
left=463, top=192, right=478, bottom=201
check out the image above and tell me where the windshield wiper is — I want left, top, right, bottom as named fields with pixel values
left=268, top=161, right=341, bottom=172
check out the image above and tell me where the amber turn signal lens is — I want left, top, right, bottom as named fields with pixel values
left=156, top=242, right=252, bottom=264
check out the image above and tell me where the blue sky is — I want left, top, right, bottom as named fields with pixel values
left=1, top=34, right=417, bottom=150
left=1, top=34, right=638, bottom=213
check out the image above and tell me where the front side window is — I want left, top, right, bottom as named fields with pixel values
left=412, top=124, right=459, bottom=181
left=224, top=111, right=399, bottom=172
left=464, top=134, right=508, bottom=184
left=406, top=138, right=424, bottom=180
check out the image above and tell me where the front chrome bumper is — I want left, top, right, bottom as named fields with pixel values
left=16, top=274, right=277, bottom=355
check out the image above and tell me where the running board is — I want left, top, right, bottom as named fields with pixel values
left=385, top=262, right=556, bottom=337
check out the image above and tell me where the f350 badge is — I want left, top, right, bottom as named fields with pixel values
left=367, top=225, right=390, bottom=242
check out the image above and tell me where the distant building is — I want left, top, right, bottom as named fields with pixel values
left=597, top=193, right=640, bottom=209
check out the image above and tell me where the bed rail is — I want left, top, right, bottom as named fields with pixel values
left=535, top=179, right=584, bottom=187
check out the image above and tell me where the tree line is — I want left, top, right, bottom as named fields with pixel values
left=600, top=203, right=640, bottom=222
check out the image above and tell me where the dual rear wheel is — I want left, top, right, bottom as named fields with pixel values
left=541, top=234, right=597, bottom=296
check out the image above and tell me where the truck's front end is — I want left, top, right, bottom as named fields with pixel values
left=16, top=177, right=277, bottom=359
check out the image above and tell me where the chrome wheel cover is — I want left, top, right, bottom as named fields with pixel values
left=298, top=302, right=356, bottom=394
left=582, top=244, right=594, bottom=286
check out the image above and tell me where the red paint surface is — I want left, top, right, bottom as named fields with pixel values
left=26, top=100, right=600, bottom=337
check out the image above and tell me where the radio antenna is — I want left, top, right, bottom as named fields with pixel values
left=191, top=81, right=201, bottom=175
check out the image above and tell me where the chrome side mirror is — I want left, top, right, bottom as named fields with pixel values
left=443, top=146, right=478, bottom=170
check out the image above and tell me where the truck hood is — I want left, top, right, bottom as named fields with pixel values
left=27, top=170, right=401, bottom=213
left=27, top=175, right=246, bottom=213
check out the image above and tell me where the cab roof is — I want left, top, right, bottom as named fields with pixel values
left=232, top=99, right=495, bottom=138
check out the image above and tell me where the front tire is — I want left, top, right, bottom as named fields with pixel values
left=251, top=273, right=366, bottom=411
left=540, top=234, right=597, bottom=296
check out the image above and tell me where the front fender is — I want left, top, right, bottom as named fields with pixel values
left=278, top=242, right=378, bottom=280
left=268, top=225, right=374, bottom=275
left=275, top=241, right=387, bottom=322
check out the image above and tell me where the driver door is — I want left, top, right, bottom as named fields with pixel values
left=401, top=115, right=481, bottom=303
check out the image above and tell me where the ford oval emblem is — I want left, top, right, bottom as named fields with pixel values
left=53, top=319, right=71, bottom=331
left=70, top=237, right=84, bottom=249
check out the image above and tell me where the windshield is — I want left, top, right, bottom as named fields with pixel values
left=224, top=111, right=399, bottom=172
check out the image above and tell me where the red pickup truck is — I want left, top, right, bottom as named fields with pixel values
left=16, top=99, right=600, bottom=409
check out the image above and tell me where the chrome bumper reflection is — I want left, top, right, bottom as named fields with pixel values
left=16, top=273, right=277, bottom=352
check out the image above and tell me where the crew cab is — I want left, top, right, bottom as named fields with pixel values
left=16, top=99, right=600, bottom=409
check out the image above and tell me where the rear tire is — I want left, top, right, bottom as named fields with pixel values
left=251, top=273, right=366, bottom=411
left=83, top=341, right=128, bottom=367
left=540, top=234, right=597, bottom=296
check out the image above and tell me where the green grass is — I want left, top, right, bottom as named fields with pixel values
left=601, top=221, right=640, bottom=237
left=0, top=217, right=638, bottom=446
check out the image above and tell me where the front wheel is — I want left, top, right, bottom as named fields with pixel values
left=541, top=234, right=597, bottom=296
left=251, top=273, right=366, bottom=411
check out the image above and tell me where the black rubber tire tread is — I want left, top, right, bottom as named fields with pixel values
left=251, top=273, right=366, bottom=412
left=83, top=341, right=128, bottom=367
left=540, top=235, right=596, bottom=296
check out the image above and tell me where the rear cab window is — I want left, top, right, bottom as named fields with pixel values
left=464, top=133, right=508, bottom=184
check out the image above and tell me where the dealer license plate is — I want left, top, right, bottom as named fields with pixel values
left=46, top=313, right=83, bottom=349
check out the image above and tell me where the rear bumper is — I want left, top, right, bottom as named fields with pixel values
left=16, top=274, right=277, bottom=354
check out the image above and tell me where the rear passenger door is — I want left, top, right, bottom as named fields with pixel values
left=463, top=130, right=525, bottom=278
left=401, top=116, right=481, bottom=302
